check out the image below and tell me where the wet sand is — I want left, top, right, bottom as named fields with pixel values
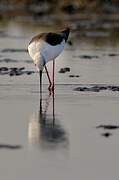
left=0, top=22, right=119, bottom=180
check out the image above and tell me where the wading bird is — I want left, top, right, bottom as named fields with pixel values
left=28, top=28, right=70, bottom=93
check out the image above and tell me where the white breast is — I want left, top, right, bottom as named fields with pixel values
left=28, top=39, right=65, bottom=63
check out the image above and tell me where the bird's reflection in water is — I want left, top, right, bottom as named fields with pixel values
left=28, top=92, right=68, bottom=150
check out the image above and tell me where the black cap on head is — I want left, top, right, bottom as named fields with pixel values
left=61, top=27, right=70, bottom=42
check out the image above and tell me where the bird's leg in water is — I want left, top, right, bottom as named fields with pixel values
left=52, top=59, right=55, bottom=92
left=52, top=88, right=55, bottom=126
left=39, top=70, right=42, bottom=99
left=45, top=65, right=52, bottom=93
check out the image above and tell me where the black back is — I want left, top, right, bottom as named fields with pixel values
left=29, top=28, right=70, bottom=46
left=45, top=33, right=64, bottom=46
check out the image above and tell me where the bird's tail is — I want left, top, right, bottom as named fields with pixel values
left=61, top=28, right=70, bottom=42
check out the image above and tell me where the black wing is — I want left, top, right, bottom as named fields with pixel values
left=29, top=28, right=70, bottom=46
left=45, top=33, right=64, bottom=46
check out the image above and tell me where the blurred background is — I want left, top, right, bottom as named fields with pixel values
left=0, top=0, right=119, bottom=31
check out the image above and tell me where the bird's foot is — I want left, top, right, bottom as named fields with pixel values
left=51, top=85, right=54, bottom=92
left=48, top=83, right=52, bottom=91
left=48, top=84, right=54, bottom=94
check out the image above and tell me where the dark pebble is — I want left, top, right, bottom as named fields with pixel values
left=9, top=72, right=16, bottom=76
left=10, top=67, right=18, bottom=71
left=108, top=86, right=119, bottom=91
left=74, top=85, right=119, bottom=92
left=80, top=55, right=92, bottom=59
left=69, top=75, right=80, bottom=78
left=9, top=71, right=24, bottom=76
left=58, top=68, right=66, bottom=73
left=107, top=86, right=112, bottom=89
left=0, top=67, right=9, bottom=71
left=101, top=132, right=112, bottom=138
left=79, top=55, right=99, bottom=59
left=64, top=67, right=70, bottom=72
left=0, top=66, right=35, bottom=76
left=74, top=87, right=89, bottom=91
left=69, top=75, right=75, bottom=77
left=19, top=67, right=25, bottom=71
left=90, top=86, right=100, bottom=92
left=99, top=86, right=107, bottom=90
left=82, top=87, right=89, bottom=91
left=108, top=54, right=119, bottom=57
left=15, top=71, right=24, bottom=76
left=0, top=144, right=22, bottom=149
left=90, top=87, right=100, bottom=92
left=58, top=67, right=70, bottom=73
left=9, top=68, right=23, bottom=76
left=74, top=86, right=100, bottom=92
left=96, top=125, right=119, bottom=130
left=26, top=71, right=33, bottom=75
left=1, top=48, right=27, bottom=53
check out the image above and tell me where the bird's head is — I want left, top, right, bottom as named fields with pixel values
left=34, top=53, right=46, bottom=72
left=33, top=53, right=45, bottom=94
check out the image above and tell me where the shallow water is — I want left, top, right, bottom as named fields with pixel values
left=0, top=22, right=119, bottom=180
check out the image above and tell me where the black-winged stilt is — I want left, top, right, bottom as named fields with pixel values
left=28, top=28, right=70, bottom=93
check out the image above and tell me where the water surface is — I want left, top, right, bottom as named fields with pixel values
left=0, top=22, right=119, bottom=180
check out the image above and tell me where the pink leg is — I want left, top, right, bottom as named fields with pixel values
left=52, top=60, right=55, bottom=91
left=45, top=66, right=52, bottom=92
